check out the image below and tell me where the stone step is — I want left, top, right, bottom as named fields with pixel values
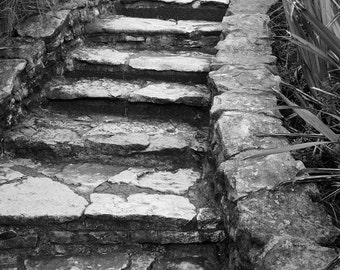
left=65, top=47, right=212, bottom=83
left=22, top=252, right=222, bottom=270
left=5, top=109, right=208, bottom=169
left=0, top=157, right=224, bottom=250
left=117, top=0, right=230, bottom=22
left=84, top=16, right=222, bottom=54
left=45, top=77, right=211, bottom=124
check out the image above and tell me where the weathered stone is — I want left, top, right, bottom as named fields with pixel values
left=16, top=10, right=70, bottom=39
left=235, top=186, right=339, bottom=245
left=47, top=78, right=139, bottom=99
left=0, top=39, right=45, bottom=75
left=85, top=193, right=196, bottom=222
left=219, top=151, right=305, bottom=200
left=25, top=254, right=130, bottom=270
left=128, top=83, right=210, bottom=106
left=85, top=133, right=151, bottom=155
left=0, top=59, right=26, bottom=100
left=229, top=0, right=278, bottom=14
left=6, top=110, right=202, bottom=166
left=130, top=253, right=156, bottom=270
left=153, top=259, right=205, bottom=270
left=132, top=230, right=225, bottom=244
left=213, top=112, right=288, bottom=160
left=0, top=177, right=88, bottom=223
left=86, top=16, right=222, bottom=34
left=210, top=92, right=279, bottom=119
left=108, top=168, right=200, bottom=195
left=47, top=78, right=210, bottom=106
left=216, top=32, right=272, bottom=55
left=221, top=14, right=271, bottom=37
left=208, top=65, right=281, bottom=93
left=0, top=167, right=25, bottom=185
left=197, top=208, right=222, bottom=230
left=254, top=236, right=339, bottom=270
left=68, top=47, right=129, bottom=68
left=212, top=51, right=277, bottom=68
left=55, top=163, right=126, bottom=194
left=129, top=54, right=211, bottom=73
left=0, top=232, right=38, bottom=249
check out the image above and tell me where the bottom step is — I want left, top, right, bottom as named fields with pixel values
left=1, top=243, right=225, bottom=270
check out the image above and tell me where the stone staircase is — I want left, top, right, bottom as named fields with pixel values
left=0, top=0, right=229, bottom=269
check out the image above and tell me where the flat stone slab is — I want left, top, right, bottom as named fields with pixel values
left=67, top=47, right=212, bottom=73
left=86, top=16, right=222, bottom=35
left=85, top=193, right=197, bottom=221
left=255, top=236, right=339, bottom=270
left=236, top=186, right=339, bottom=245
left=16, top=10, right=70, bottom=39
left=208, top=65, right=281, bottom=94
left=230, top=0, right=277, bottom=14
left=0, top=59, right=26, bottom=100
left=68, top=47, right=130, bottom=66
left=0, top=176, right=88, bottom=223
left=219, top=151, right=305, bottom=200
left=6, top=110, right=205, bottom=167
left=210, top=91, right=279, bottom=119
left=47, top=78, right=210, bottom=106
left=25, top=254, right=130, bottom=270
left=108, top=168, right=200, bottom=195
left=213, top=112, right=289, bottom=160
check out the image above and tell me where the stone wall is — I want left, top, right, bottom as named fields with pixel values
left=0, top=0, right=116, bottom=133
left=208, top=0, right=340, bottom=269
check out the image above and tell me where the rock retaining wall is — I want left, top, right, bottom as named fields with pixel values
left=0, top=0, right=116, bottom=131
left=209, top=0, right=340, bottom=269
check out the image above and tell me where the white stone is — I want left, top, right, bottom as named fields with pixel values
left=129, top=83, right=210, bottom=106
left=71, top=47, right=130, bottom=65
left=96, top=16, right=221, bottom=34
left=47, top=79, right=140, bottom=100
left=129, top=55, right=211, bottom=72
left=0, top=177, right=88, bottom=222
left=146, top=134, right=188, bottom=152
left=108, top=168, right=200, bottom=195
left=85, top=193, right=196, bottom=221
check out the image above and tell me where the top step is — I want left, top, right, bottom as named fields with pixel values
left=117, top=0, right=230, bottom=21
left=85, top=16, right=222, bottom=54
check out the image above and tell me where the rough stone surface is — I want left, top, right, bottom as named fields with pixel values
left=0, top=177, right=88, bottom=223
left=85, top=193, right=196, bottom=221
left=55, top=163, right=126, bottom=194
left=47, top=78, right=210, bottom=106
left=229, top=0, right=278, bottom=14
left=213, top=112, right=289, bottom=160
left=235, top=186, right=339, bottom=245
left=0, top=59, right=26, bottom=100
left=108, top=168, right=200, bottom=195
left=254, top=236, right=339, bottom=270
left=129, top=82, right=210, bottom=106
left=69, top=47, right=130, bottom=66
left=68, top=47, right=212, bottom=73
left=6, top=110, right=204, bottom=165
left=86, top=16, right=222, bottom=34
left=210, top=91, right=279, bottom=118
left=46, top=78, right=139, bottom=100
left=221, top=14, right=271, bottom=37
left=16, top=10, right=70, bottom=39
left=208, top=65, right=281, bottom=94
left=25, top=254, right=130, bottom=270
left=129, top=54, right=211, bottom=73
left=219, top=151, right=305, bottom=200
left=130, top=253, right=156, bottom=270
